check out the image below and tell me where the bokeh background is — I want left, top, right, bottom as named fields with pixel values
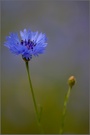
left=1, top=0, right=89, bottom=134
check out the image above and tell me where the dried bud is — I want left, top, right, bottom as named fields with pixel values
left=68, top=76, right=76, bottom=88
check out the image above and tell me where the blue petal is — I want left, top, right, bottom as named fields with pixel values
left=22, top=50, right=32, bottom=60
left=30, top=31, right=38, bottom=42
left=20, top=29, right=31, bottom=41
left=30, top=33, right=47, bottom=56
left=36, top=33, right=47, bottom=43
left=4, top=33, right=27, bottom=55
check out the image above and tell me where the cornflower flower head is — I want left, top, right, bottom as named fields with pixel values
left=4, top=29, right=47, bottom=61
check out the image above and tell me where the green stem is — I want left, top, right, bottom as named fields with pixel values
left=25, top=61, right=43, bottom=133
left=59, top=86, right=72, bottom=134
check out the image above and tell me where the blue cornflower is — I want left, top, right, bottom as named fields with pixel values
left=4, top=29, right=47, bottom=61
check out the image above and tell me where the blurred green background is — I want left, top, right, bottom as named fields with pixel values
left=1, top=0, right=89, bottom=134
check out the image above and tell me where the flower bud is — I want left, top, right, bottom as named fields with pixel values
left=68, top=76, right=76, bottom=88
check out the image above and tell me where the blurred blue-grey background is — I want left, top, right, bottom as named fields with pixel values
left=1, top=0, right=89, bottom=134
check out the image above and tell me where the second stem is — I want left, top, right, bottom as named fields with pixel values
left=59, top=86, right=71, bottom=134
